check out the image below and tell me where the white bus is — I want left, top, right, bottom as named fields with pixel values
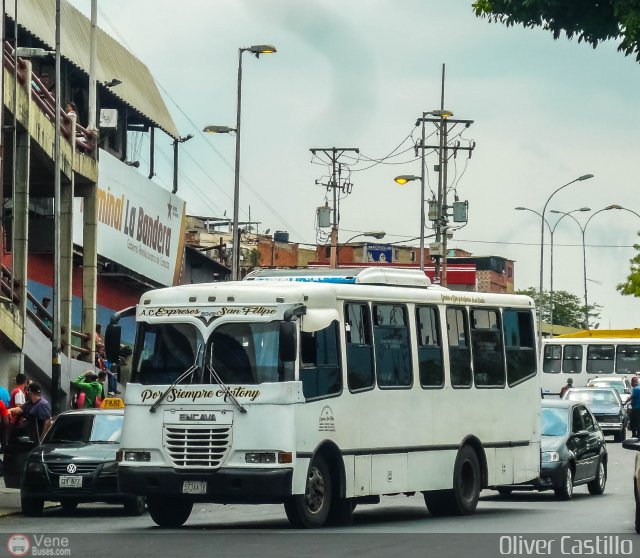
left=542, top=332, right=640, bottom=395
left=106, top=267, right=540, bottom=528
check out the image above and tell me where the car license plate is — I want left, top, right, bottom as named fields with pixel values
left=182, top=481, right=207, bottom=495
left=59, top=476, right=82, bottom=488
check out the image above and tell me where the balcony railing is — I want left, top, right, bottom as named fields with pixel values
left=3, top=41, right=96, bottom=156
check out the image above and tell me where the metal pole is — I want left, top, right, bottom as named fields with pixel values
left=582, top=227, right=589, bottom=328
left=329, top=151, right=338, bottom=269
left=52, top=0, right=62, bottom=415
left=87, top=0, right=97, bottom=131
left=549, top=229, right=554, bottom=336
left=419, top=116, right=426, bottom=271
left=232, top=48, right=244, bottom=281
left=441, top=116, right=449, bottom=288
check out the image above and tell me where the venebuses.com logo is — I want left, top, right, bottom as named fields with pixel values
left=6, top=533, right=71, bottom=556
left=7, top=534, right=30, bottom=557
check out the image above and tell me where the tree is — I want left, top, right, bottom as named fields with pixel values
left=617, top=232, right=640, bottom=296
left=472, top=1, right=640, bottom=61
left=516, top=287, right=602, bottom=329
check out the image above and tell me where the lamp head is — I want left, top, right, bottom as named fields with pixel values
left=394, top=175, right=419, bottom=185
left=578, top=174, right=594, bottom=181
left=177, top=134, right=194, bottom=143
left=104, top=78, right=122, bottom=88
left=203, top=125, right=236, bottom=134
left=515, top=207, right=528, bottom=211
left=578, top=207, right=591, bottom=212
left=430, top=109, right=453, bottom=118
left=365, top=231, right=386, bottom=240
left=605, top=204, right=623, bottom=210
left=247, top=44, right=277, bottom=57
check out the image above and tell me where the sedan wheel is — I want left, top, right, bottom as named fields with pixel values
left=587, top=460, right=606, bottom=495
left=554, top=466, right=573, bottom=500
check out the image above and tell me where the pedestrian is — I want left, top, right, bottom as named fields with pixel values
left=66, top=101, right=78, bottom=118
left=0, top=399, right=9, bottom=450
left=0, top=384, right=9, bottom=407
left=71, top=370, right=104, bottom=408
left=95, top=324, right=107, bottom=368
left=9, top=382, right=52, bottom=442
left=9, top=374, right=27, bottom=424
left=629, top=376, right=640, bottom=438
left=36, top=297, right=52, bottom=330
left=559, top=377, right=574, bottom=398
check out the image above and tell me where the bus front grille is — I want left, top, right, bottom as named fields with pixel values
left=164, top=426, right=232, bottom=468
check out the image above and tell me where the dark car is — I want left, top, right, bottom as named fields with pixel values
left=496, top=399, right=607, bottom=500
left=19, top=409, right=145, bottom=516
left=622, top=437, right=640, bottom=534
left=563, top=387, right=627, bottom=442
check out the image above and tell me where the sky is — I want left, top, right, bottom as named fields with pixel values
left=69, top=0, right=640, bottom=329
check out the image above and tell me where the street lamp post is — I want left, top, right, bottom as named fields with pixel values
left=335, top=231, right=386, bottom=268
left=394, top=175, right=423, bottom=269
left=203, top=44, right=276, bottom=281
left=547, top=208, right=591, bottom=334
left=536, top=174, right=594, bottom=342
left=552, top=204, right=639, bottom=329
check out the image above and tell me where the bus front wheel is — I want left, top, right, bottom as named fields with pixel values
left=147, top=496, right=193, bottom=528
left=424, top=445, right=481, bottom=516
left=284, top=454, right=332, bottom=528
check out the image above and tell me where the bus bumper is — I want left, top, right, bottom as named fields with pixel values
left=118, top=466, right=293, bottom=504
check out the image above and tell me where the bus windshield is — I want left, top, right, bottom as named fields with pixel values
left=133, top=320, right=294, bottom=385
left=206, top=321, right=294, bottom=385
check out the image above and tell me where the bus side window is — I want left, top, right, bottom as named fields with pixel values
left=503, top=309, right=536, bottom=386
left=345, top=303, right=375, bottom=392
left=543, top=344, right=562, bottom=374
left=562, top=345, right=583, bottom=374
left=300, top=321, right=342, bottom=400
left=373, top=304, right=412, bottom=388
left=446, top=307, right=472, bottom=388
left=471, top=308, right=505, bottom=387
left=586, top=344, right=615, bottom=374
left=416, top=305, right=443, bottom=388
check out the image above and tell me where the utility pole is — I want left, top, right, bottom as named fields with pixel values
left=310, top=147, right=359, bottom=268
left=417, top=65, right=474, bottom=286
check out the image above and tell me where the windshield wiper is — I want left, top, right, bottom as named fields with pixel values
left=149, top=344, right=203, bottom=413
left=206, top=352, right=247, bottom=414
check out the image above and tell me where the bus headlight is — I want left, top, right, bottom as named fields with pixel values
left=119, top=450, right=151, bottom=463
left=245, top=451, right=292, bottom=464
left=541, top=451, right=560, bottom=463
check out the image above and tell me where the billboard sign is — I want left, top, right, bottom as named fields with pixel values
left=73, top=150, right=186, bottom=286
left=367, top=244, right=392, bottom=263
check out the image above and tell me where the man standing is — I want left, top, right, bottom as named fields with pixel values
left=629, top=376, right=640, bottom=438
left=560, top=377, right=574, bottom=398
left=9, top=383, right=52, bottom=442
left=72, top=371, right=104, bottom=408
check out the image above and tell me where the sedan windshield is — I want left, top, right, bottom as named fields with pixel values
left=45, top=414, right=123, bottom=444
left=565, top=389, right=619, bottom=406
left=541, top=407, right=568, bottom=436
left=589, top=380, right=625, bottom=395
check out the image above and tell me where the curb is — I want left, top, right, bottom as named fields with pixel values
left=0, top=502, right=60, bottom=519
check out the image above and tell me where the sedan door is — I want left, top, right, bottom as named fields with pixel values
left=566, top=405, right=589, bottom=482
left=577, top=405, right=602, bottom=479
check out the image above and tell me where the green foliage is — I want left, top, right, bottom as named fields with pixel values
left=472, top=0, right=640, bottom=61
left=617, top=233, right=640, bottom=296
left=516, top=287, right=602, bottom=329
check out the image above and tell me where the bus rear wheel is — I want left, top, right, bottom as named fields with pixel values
left=424, top=445, right=481, bottom=516
left=147, top=496, right=192, bottom=528
left=284, top=454, right=332, bottom=528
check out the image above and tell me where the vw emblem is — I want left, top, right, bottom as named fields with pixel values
left=66, top=464, right=77, bottom=474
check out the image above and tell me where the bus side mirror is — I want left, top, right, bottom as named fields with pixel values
left=105, top=323, right=122, bottom=362
left=279, top=321, right=297, bottom=363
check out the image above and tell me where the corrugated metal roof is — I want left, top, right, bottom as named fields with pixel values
left=7, top=0, right=179, bottom=138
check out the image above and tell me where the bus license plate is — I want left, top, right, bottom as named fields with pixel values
left=182, top=481, right=207, bottom=495
left=59, top=476, right=82, bottom=488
